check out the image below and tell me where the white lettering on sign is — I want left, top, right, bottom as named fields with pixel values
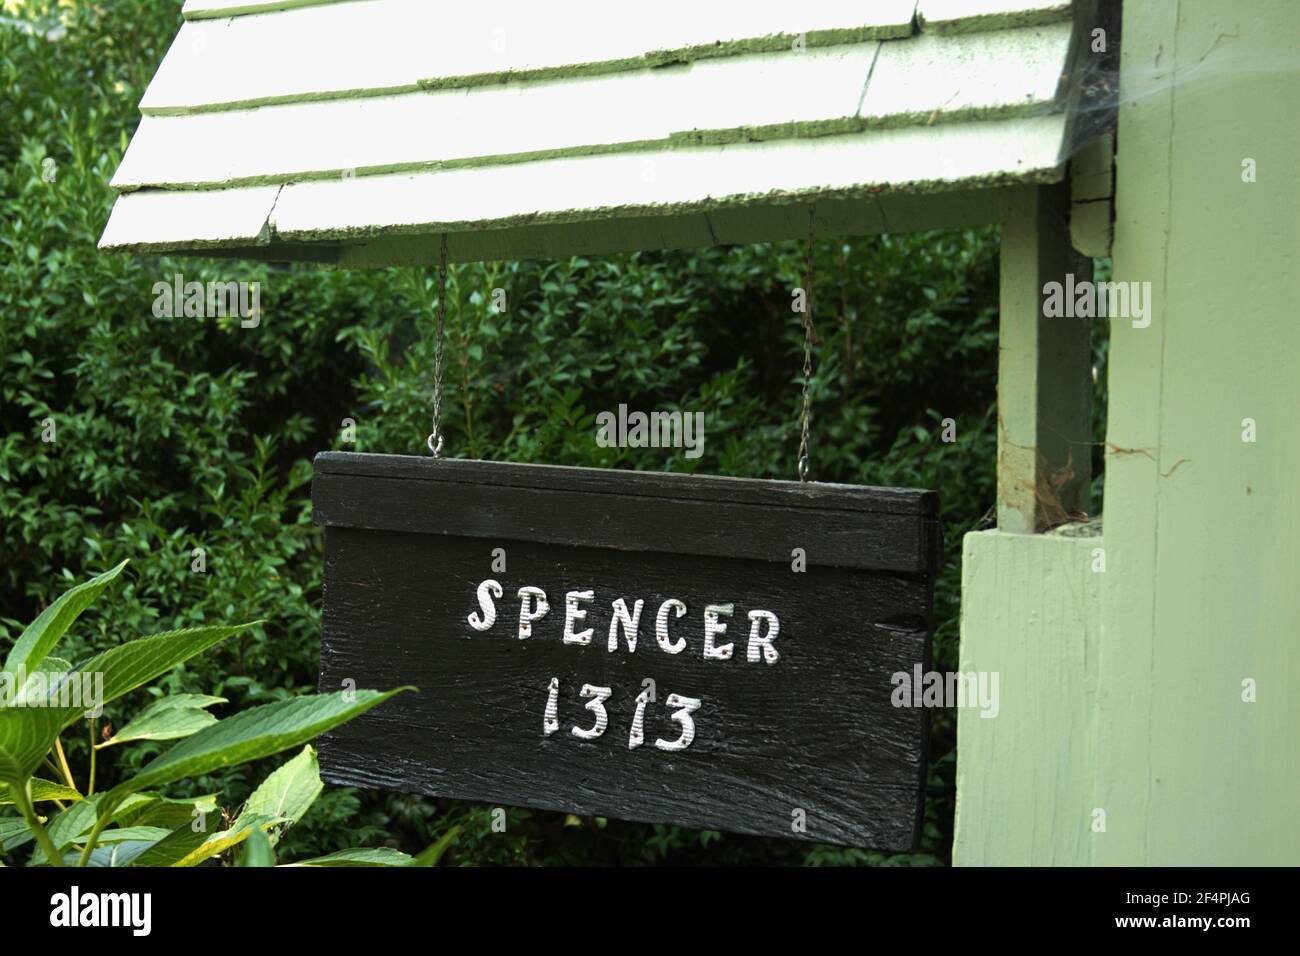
left=563, top=590, right=594, bottom=645
left=546, top=677, right=703, bottom=752
left=628, top=685, right=651, bottom=749
left=543, top=677, right=560, bottom=736
left=746, top=610, right=781, bottom=665
left=702, top=603, right=734, bottom=661
left=656, top=598, right=687, bottom=654
left=655, top=693, right=702, bottom=752
left=517, top=586, right=549, bottom=639
left=467, top=579, right=503, bottom=631
left=469, top=581, right=781, bottom=664
left=469, top=582, right=785, bottom=753
left=607, top=597, right=644, bottom=653
left=572, top=684, right=612, bottom=739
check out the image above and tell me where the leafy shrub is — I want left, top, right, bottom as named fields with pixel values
left=0, top=561, right=430, bottom=867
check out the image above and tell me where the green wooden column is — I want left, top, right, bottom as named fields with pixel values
left=1091, top=0, right=1300, bottom=865
left=958, top=0, right=1300, bottom=866
left=954, top=183, right=1100, bottom=866
left=996, top=183, right=1092, bottom=534
left=954, top=527, right=1101, bottom=865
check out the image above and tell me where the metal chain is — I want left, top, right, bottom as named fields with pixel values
left=426, top=234, right=448, bottom=457
left=797, top=212, right=815, bottom=482
left=423, top=225, right=813, bottom=470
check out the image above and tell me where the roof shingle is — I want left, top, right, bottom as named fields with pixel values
left=102, top=0, right=1097, bottom=263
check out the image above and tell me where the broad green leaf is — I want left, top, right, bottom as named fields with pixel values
left=34, top=796, right=122, bottom=864
left=2, top=658, right=70, bottom=710
left=128, top=825, right=216, bottom=868
left=31, top=778, right=82, bottom=803
left=32, top=792, right=211, bottom=863
left=0, top=778, right=82, bottom=805
left=286, top=847, right=415, bottom=867
left=0, top=624, right=254, bottom=790
left=14, top=657, right=72, bottom=703
left=103, top=694, right=225, bottom=746
left=77, top=826, right=172, bottom=845
left=0, top=817, right=35, bottom=853
left=70, top=839, right=160, bottom=868
left=133, top=693, right=225, bottom=713
left=105, top=688, right=411, bottom=808
left=410, top=824, right=461, bottom=867
left=51, top=625, right=256, bottom=729
left=133, top=750, right=321, bottom=867
left=45, top=797, right=101, bottom=852
left=240, top=827, right=276, bottom=867
left=2, top=560, right=127, bottom=679
left=235, top=745, right=322, bottom=843
left=114, top=792, right=217, bottom=829
left=130, top=813, right=279, bottom=868
left=0, top=706, right=64, bottom=792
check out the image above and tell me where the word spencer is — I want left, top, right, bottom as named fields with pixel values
left=465, top=578, right=783, bottom=664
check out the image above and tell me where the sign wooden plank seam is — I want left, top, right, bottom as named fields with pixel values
left=314, top=474, right=939, bottom=575
left=314, top=452, right=938, bottom=514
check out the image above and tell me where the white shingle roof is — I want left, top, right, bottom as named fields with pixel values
left=101, top=0, right=1095, bottom=263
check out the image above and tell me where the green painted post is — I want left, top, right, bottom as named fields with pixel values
left=997, top=184, right=1092, bottom=533
left=958, top=0, right=1300, bottom=866
left=1091, top=0, right=1300, bottom=865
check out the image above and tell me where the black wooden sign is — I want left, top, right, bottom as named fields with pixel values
left=312, top=452, right=941, bottom=849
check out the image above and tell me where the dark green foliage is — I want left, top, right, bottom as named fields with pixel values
left=2, top=0, right=1103, bottom=865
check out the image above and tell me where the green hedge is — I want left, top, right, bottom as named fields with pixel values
left=1, top=0, right=1038, bottom=865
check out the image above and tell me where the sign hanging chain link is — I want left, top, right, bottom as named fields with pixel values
left=426, top=228, right=814, bottom=469
left=797, top=212, right=816, bottom=482
left=427, top=233, right=448, bottom=457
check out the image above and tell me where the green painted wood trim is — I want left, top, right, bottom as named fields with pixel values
left=996, top=183, right=1092, bottom=533
left=115, top=104, right=1074, bottom=194
left=953, top=528, right=1101, bottom=866
left=182, top=0, right=351, bottom=19
left=150, top=26, right=916, bottom=116
left=1091, top=0, right=1300, bottom=865
left=102, top=188, right=1008, bottom=265
left=1069, top=132, right=1114, bottom=257
left=959, top=0, right=1300, bottom=869
left=919, top=0, right=1072, bottom=36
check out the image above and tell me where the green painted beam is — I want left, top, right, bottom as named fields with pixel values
left=958, top=0, right=1300, bottom=867
left=954, top=528, right=1101, bottom=865
left=1093, top=0, right=1300, bottom=865
left=996, top=183, right=1092, bottom=533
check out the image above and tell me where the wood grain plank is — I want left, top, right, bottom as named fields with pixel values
left=117, top=43, right=878, bottom=190
left=98, top=185, right=279, bottom=252
left=326, top=191, right=1000, bottom=267
left=918, top=0, right=1072, bottom=35
left=116, top=24, right=1072, bottom=193
left=317, top=527, right=934, bottom=848
left=149, top=0, right=916, bottom=114
left=266, top=116, right=1068, bottom=244
left=311, top=457, right=942, bottom=574
left=313, top=454, right=939, bottom=516
left=861, top=22, right=1071, bottom=124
